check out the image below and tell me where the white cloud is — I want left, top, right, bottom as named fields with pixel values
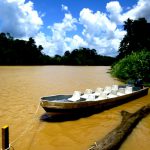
left=35, top=13, right=79, bottom=56
left=61, top=4, right=68, bottom=11
left=1, top=0, right=150, bottom=57
left=122, top=0, right=150, bottom=22
left=0, top=0, right=43, bottom=38
left=49, top=13, right=77, bottom=55
left=106, top=1, right=122, bottom=14
left=48, top=13, right=77, bottom=40
left=34, top=32, right=56, bottom=56
left=65, top=35, right=88, bottom=50
left=35, top=4, right=126, bottom=57
left=106, top=1, right=123, bottom=24
left=79, top=8, right=126, bottom=56
left=32, top=0, right=150, bottom=57
left=106, top=0, right=150, bottom=24
left=80, top=8, right=117, bottom=37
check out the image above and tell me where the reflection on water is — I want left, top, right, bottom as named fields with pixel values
left=0, top=66, right=150, bottom=150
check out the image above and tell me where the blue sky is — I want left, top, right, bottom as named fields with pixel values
left=0, top=0, right=150, bottom=56
left=29, top=0, right=136, bottom=35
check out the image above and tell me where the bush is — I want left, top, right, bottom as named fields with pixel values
left=111, top=50, right=150, bottom=82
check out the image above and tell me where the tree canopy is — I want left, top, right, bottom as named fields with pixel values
left=57, top=48, right=115, bottom=66
left=118, top=18, right=150, bottom=59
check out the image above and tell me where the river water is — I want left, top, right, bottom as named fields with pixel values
left=0, top=66, right=150, bottom=150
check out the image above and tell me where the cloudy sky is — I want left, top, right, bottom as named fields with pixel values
left=0, top=0, right=150, bottom=56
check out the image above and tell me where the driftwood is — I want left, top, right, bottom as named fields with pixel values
left=89, top=104, right=150, bottom=150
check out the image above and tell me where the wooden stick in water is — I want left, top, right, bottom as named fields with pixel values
left=2, top=125, right=9, bottom=150
left=89, top=104, right=150, bottom=150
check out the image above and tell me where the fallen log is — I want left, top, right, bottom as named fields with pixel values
left=89, top=104, right=150, bottom=150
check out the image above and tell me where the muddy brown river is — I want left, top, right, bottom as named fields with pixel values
left=0, top=66, right=150, bottom=150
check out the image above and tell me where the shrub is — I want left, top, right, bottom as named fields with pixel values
left=111, top=50, right=150, bottom=82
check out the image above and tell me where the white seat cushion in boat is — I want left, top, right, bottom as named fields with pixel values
left=117, top=92, right=125, bottom=96
left=86, top=94, right=95, bottom=101
left=93, top=87, right=103, bottom=96
left=125, top=86, right=133, bottom=94
left=117, top=88, right=125, bottom=96
left=107, top=94, right=117, bottom=98
left=81, top=89, right=93, bottom=99
left=95, top=93, right=107, bottom=100
left=107, top=90, right=117, bottom=98
left=68, top=91, right=81, bottom=102
left=103, top=86, right=112, bottom=94
left=112, top=85, right=119, bottom=91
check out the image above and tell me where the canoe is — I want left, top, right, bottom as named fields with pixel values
left=40, top=86, right=149, bottom=118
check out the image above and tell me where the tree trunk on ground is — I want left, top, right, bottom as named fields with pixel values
left=89, top=104, right=150, bottom=150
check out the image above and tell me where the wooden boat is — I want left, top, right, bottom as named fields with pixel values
left=40, top=86, right=149, bottom=118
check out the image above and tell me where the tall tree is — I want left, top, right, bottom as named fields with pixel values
left=118, top=18, right=150, bottom=59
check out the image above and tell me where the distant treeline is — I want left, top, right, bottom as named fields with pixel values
left=50, top=48, right=115, bottom=66
left=0, top=32, right=115, bottom=66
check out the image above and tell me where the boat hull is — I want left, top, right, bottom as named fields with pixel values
left=40, top=87, right=149, bottom=118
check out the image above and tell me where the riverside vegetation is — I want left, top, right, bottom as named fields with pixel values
left=111, top=18, right=150, bottom=85
left=111, top=51, right=150, bottom=83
